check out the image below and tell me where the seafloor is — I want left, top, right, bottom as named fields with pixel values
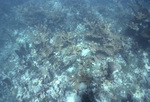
left=0, top=0, right=150, bottom=102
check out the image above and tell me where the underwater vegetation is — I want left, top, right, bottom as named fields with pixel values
left=0, top=0, right=150, bottom=102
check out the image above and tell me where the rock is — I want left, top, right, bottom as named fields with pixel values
left=107, top=62, right=122, bottom=79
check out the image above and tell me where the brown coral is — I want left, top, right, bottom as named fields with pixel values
left=84, top=18, right=122, bottom=57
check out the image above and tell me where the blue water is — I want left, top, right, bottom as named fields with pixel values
left=0, top=0, right=150, bottom=102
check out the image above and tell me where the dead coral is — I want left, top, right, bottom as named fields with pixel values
left=67, top=70, right=92, bottom=90
left=78, top=56, right=98, bottom=70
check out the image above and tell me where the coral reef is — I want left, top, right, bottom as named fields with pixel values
left=83, top=18, right=122, bottom=57
left=0, top=0, right=150, bottom=102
